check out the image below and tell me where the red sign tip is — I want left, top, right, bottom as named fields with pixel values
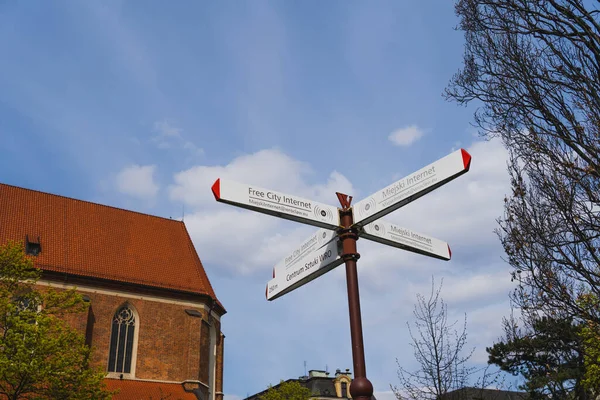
left=460, top=149, right=472, bottom=171
left=211, top=178, right=221, bottom=200
left=447, top=244, right=452, bottom=260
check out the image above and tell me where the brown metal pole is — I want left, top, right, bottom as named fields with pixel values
left=337, top=193, right=374, bottom=400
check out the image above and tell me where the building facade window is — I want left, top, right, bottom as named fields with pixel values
left=341, top=382, right=347, bottom=398
left=12, top=295, right=40, bottom=324
left=107, top=304, right=138, bottom=375
left=25, top=235, right=41, bottom=256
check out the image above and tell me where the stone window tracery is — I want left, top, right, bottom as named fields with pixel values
left=107, top=305, right=137, bottom=374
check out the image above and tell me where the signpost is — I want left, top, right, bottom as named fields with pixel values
left=267, top=237, right=343, bottom=301
left=361, top=220, right=451, bottom=261
left=272, top=228, right=338, bottom=277
left=211, top=179, right=340, bottom=229
left=353, top=148, right=471, bottom=226
left=211, top=149, right=472, bottom=400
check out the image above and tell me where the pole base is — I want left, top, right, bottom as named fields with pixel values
left=350, top=376, right=373, bottom=400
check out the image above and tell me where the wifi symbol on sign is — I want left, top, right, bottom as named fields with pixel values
left=318, top=230, right=329, bottom=246
left=359, top=198, right=376, bottom=217
left=314, top=206, right=333, bottom=221
left=372, top=223, right=385, bottom=235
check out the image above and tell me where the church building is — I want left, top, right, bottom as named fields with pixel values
left=0, top=183, right=226, bottom=400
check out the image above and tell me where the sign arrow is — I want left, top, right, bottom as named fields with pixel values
left=211, top=179, right=340, bottom=230
left=352, top=149, right=471, bottom=226
left=360, top=220, right=451, bottom=261
left=272, top=228, right=337, bottom=278
left=266, top=237, right=343, bottom=301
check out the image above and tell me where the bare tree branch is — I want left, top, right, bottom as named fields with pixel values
left=446, top=0, right=600, bottom=325
left=391, top=278, right=475, bottom=400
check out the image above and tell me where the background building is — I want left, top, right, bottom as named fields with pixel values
left=0, top=183, right=226, bottom=400
left=243, top=368, right=376, bottom=400
left=441, top=387, right=527, bottom=400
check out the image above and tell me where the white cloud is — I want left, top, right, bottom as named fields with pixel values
left=169, top=148, right=350, bottom=209
left=169, top=148, right=355, bottom=276
left=151, top=120, right=181, bottom=149
left=115, top=164, right=159, bottom=200
left=440, top=271, right=514, bottom=306
left=467, top=302, right=514, bottom=364
left=388, top=125, right=425, bottom=147
left=374, top=391, right=398, bottom=400
left=151, top=119, right=204, bottom=156
left=154, top=120, right=182, bottom=138
left=183, top=140, right=204, bottom=156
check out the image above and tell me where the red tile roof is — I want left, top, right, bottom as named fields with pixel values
left=104, top=379, right=199, bottom=400
left=0, top=183, right=223, bottom=311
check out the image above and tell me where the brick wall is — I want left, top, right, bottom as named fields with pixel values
left=199, top=320, right=210, bottom=384
left=37, top=283, right=224, bottom=387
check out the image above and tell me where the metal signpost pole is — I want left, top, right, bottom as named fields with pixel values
left=212, top=149, right=472, bottom=400
left=337, top=193, right=373, bottom=400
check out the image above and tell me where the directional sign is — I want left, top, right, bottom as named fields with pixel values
left=266, top=238, right=343, bottom=301
left=211, top=179, right=340, bottom=230
left=211, top=150, right=473, bottom=397
left=273, top=228, right=337, bottom=278
left=353, top=149, right=472, bottom=226
left=361, top=220, right=451, bottom=261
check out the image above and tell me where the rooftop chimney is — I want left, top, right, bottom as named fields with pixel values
left=308, top=370, right=328, bottom=378
left=335, top=368, right=352, bottom=378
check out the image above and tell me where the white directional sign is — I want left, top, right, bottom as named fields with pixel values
left=361, top=220, right=451, bottom=261
left=212, top=149, right=472, bottom=302
left=353, top=149, right=472, bottom=226
left=266, top=238, right=343, bottom=301
left=273, top=228, right=337, bottom=277
left=211, top=179, right=340, bottom=230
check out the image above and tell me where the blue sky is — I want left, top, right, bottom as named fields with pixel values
left=0, top=2, right=519, bottom=399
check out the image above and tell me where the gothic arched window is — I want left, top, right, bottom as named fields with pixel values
left=107, top=305, right=137, bottom=374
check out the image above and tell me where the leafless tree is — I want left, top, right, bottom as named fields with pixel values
left=391, top=278, right=475, bottom=400
left=445, top=0, right=600, bottom=325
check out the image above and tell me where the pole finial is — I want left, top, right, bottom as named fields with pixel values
left=336, top=192, right=353, bottom=210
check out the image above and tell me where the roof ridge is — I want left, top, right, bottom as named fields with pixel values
left=179, top=223, right=225, bottom=312
left=0, top=182, right=182, bottom=224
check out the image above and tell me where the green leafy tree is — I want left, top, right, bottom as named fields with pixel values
left=0, top=241, right=114, bottom=399
left=487, top=311, right=589, bottom=399
left=577, top=293, right=600, bottom=394
left=259, top=380, right=312, bottom=400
